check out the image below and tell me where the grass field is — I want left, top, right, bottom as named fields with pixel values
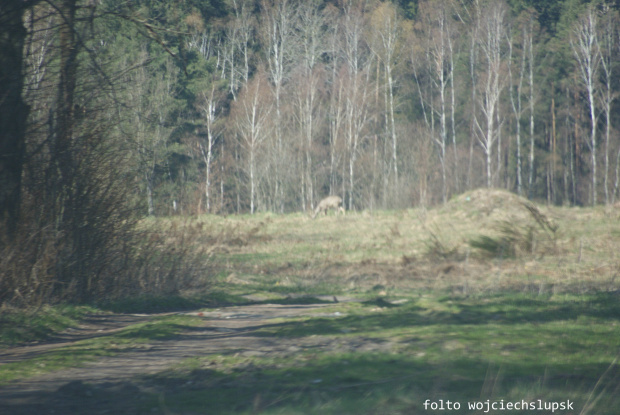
left=1, top=189, right=619, bottom=414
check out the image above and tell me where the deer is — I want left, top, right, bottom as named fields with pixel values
left=312, top=195, right=345, bottom=219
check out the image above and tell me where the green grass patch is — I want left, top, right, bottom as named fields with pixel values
left=0, top=342, right=118, bottom=385
left=137, top=292, right=619, bottom=414
left=0, top=292, right=248, bottom=349
left=0, top=314, right=203, bottom=385
left=0, top=305, right=98, bottom=348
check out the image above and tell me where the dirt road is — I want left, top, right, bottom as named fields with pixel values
left=0, top=301, right=361, bottom=415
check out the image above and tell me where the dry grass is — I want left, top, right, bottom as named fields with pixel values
left=160, top=188, right=619, bottom=297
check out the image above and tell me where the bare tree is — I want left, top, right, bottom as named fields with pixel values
left=458, top=0, right=483, bottom=189
left=261, top=0, right=296, bottom=212
left=220, top=1, right=252, bottom=99
left=295, top=0, right=327, bottom=72
left=419, top=1, right=451, bottom=203
left=370, top=2, right=402, bottom=193
left=325, top=5, right=345, bottom=197
left=222, top=13, right=239, bottom=97
left=198, top=86, right=222, bottom=213
left=328, top=62, right=346, bottom=198
left=291, top=66, right=325, bottom=212
left=571, top=7, right=601, bottom=205
left=446, top=1, right=460, bottom=193
left=474, top=1, right=507, bottom=188
left=596, top=6, right=618, bottom=204
left=340, top=1, right=372, bottom=210
left=507, top=13, right=533, bottom=196
left=240, top=1, right=256, bottom=84
left=231, top=73, right=273, bottom=214
left=291, top=0, right=328, bottom=210
left=526, top=16, right=536, bottom=199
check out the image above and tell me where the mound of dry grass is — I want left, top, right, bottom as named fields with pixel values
left=443, top=188, right=539, bottom=221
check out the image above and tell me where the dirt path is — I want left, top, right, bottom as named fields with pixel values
left=0, top=300, right=368, bottom=415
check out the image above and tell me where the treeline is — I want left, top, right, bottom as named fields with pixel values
left=96, top=0, right=619, bottom=214
left=0, top=0, right=618, bottom=304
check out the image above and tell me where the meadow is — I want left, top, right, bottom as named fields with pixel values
left=1, top=189, right=619, bottom=414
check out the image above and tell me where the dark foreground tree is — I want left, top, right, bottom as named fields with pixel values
left=0, top=1, right=31, bottom=239
left=1, top=0, right=209, bottom=306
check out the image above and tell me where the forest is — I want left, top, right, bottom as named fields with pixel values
left=1, top=0, right=619, bottom=304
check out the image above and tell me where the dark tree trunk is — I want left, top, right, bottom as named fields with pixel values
left=0, top=1, right=30, bottom=238
left=54, top=0, right=78, bottom=204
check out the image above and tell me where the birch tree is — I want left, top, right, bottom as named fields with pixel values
left=340, top=1, right=371, bottom=210
left=198, top=86, right=222, bottom=213
left=507, top=14, right=532, bottom=196
left=324, top=6, right=344, bottom=197
left=571, top=7, right=601, bottom=205
left=446, top=2, right=460, bottom=193
left=261, top=0, right=296, bottom=211
left=419, top=1, right=451, bottom=203
left=291, top=66, right=324, bottom=211
left=597, top=7, right=618, bottom=204
left=474, top=2, right=507, bottom=188
left=461, top=0, right=483, bottom=189
left=295, top=0, right=326, bottom=73
left=292, top=0, right=327, bottom=209
left=327, top=53, right=346, bottom=197
left=231, top=73, right=273, bottom=214
left=369, top=2, right=402, bottom=193
left=526, top=17, right=536, bottom=199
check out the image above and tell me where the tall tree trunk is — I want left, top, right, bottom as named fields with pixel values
left=508, top=26, right=525, bottom=196
left=448, top=34, right=458, bottom=193
left=587, top=80, right=597, bottom=206
left=599, top=10, right=615, bottom=204
left=57, top=0, right=78, bottom=171
left=146, top=174, right=155, bottom=216
left=250, top=149, right=255, bottom=214
left=527, top=26, right=535, bottom=199
left=54, top=0, right=84, bottom=298
left=388, top=64, right=398, bottom=190
left=0, top=1, right=29, bottom=238
left=613, top=148, right=620, bottom=204
left=571, top=9, right=600, bottom=206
